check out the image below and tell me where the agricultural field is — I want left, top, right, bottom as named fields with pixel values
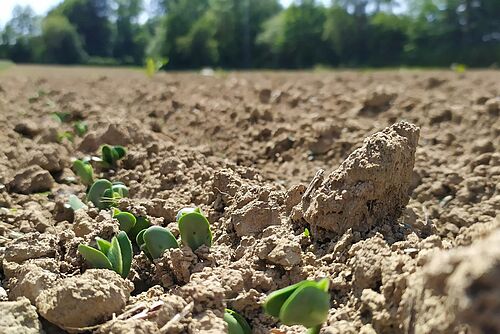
left=0, top=66, right=499, bottom=333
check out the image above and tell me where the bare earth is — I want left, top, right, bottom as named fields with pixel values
left=0, top=66, right=499, bottom=334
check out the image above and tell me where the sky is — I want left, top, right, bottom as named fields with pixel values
left=0, top=0, right=331, bottom=27
left=1, top=0, right=59, bottom=26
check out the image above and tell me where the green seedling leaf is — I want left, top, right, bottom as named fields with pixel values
left=264, top=281, right=305, bottom=318
left=224, top=309, right=251, bottom=334
left=101, top=144, right=116, bottom=167
left=279, top=280, right=330, bottom=329
left=74, top=121, right=88, bottom=136
left=145, top=57, right=169, bottom=78
left=178, top=210, right=212, bottom=250
left=53, top=111, right=71, bottom=123
left=146, top=58, right=156, bottom=78
left=107, top=236, right=123, bottom=275
left=143, top=226, right=179, bottom=259
left=111, top=183, right=129, bottom=197
left=129, top=216, right=151, bottom=241
left=72, top=159, right=94, bottom=187
left=96, top=237, right=112, bottom=254
left=451, top=63, right=466, bottom=74
left=87, top=179, right=113, bottom=209
left=101, top=145, right=126, bottom=168
left=316, top=278, right=330, bottom=292
left=224, top=312, right=245, bottom=334
left=136, top=229, right=146, bottom=247
left=116, top=231, right=132, bottom=278
left=176, top=207, right=199, bottom=221
left=102, top=188, right=119, bottom=204
left=78, top=244, right=113, bottom=270
left=67, top=194, right=87, bottom=211
left=113, top=146, right=126, bottom=159
left=304, top=228, right=310, bottom=238
left=57, top=131, right=74, bottom=143
left=114, top=212, right=136, bottom=233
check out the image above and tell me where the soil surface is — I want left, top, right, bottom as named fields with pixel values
left=0, top=66, right=499, bottom=334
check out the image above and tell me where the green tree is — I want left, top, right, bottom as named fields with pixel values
left=113, top=0, right=146, bottom=64
left=367, top=12, right=409, bottom=66
left=406, top=0, right=500, bottom=66
left=51, top=0, right=113, bottom=57
left=148, top=0, right=210, bottom=68
left=0, top=5, right=40, bottom=62
left=209, top=0, right=281, bottom=68
left=176, top=11, right=219, bottom=67
left=41, top=15, right=87, bottom=64
left=258, top=0, right=328, bottom=68
left=323, top=5, right=358, bottom=66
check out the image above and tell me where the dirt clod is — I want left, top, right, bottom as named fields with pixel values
left=8, top=165, right=54, bottom=194
left=294, top=121, right=420, bottom=235
left=0, top=297, right=43, bottom=334
left=36, top=269, right=133, bottom=329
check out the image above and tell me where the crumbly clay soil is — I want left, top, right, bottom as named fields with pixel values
left=0, top=67, right=498, bottom=334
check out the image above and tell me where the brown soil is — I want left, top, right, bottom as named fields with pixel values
left=0, top=66, right=499, bottom=334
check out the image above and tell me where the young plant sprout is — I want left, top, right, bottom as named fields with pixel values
left=87, top=179, right=129, bottom=209
left=78, top=231, right=132, bottom=279
left=224, top=309, right=251, bottom=334
left=52, top=111, right=71, bottom=123
left=73, top=121, right=88, bottom=136
left=101, top=144, right=126, bottom=168
left=264, top=278, right=330, bottom=334
left=112, top=208, right=137, bottom=233
left=57, top=131, right=74, bottom=143
left=138, top=226, right=179, bottom=259
left=145, top=57, right=169, bottom=77
left=128, top=216, right=151, bottom=241
left=177, top=207, right=212, bottom=250
left=72, top=159, right=94, bottom=187
left=67, top=194, right=87, bottom=211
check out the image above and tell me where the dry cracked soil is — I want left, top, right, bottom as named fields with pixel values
left=0, top=66, right=499, bottom=334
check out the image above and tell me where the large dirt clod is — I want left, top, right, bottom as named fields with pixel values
left=294, top=121, right=419, bottom=234
left=0, top=297, right=43, bottom=334
left=231, top=200, right=281, bottom=237
left=7, top=262, right=60, bottom=304
left=36, top=269, right=133, bottom=329
left=4, top=232, right=58, bottom=263
left=8, top=165, right=54, bottom=194
left=414, top=229, right=500, bottom=334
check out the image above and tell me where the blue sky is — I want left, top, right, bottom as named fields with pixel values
left=0, top=0, right=331, bottom=27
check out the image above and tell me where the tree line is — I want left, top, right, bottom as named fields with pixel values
left=1, top=0, right=499, bottom=69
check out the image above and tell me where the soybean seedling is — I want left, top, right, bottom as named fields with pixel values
left=67, top=194, right=87, bottom=211
left=78, top=231, right=132, bottom=279
left=112, top=208, right=137, bottom=233
left=145, top=57, right=169, bottom=78
left=264, top=278, right=330, bottom=334
left=101, top=144, right=127, bottom=168
left=52, top=111, right=71, bottom=123
left=72, top=159, right=94, bottom=187
left=138, top=226, right=179, bottom=259
left=57, top=131, right=74, bottom=143
left=224, top=309, right=251, bottom=334
left=87, top=179, right=129, bottom=209
left=177, top=207, right=212, bottom=250
left=73, top=121, right=88, bottom=137
left=128, top=216, right=152, bottom=242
